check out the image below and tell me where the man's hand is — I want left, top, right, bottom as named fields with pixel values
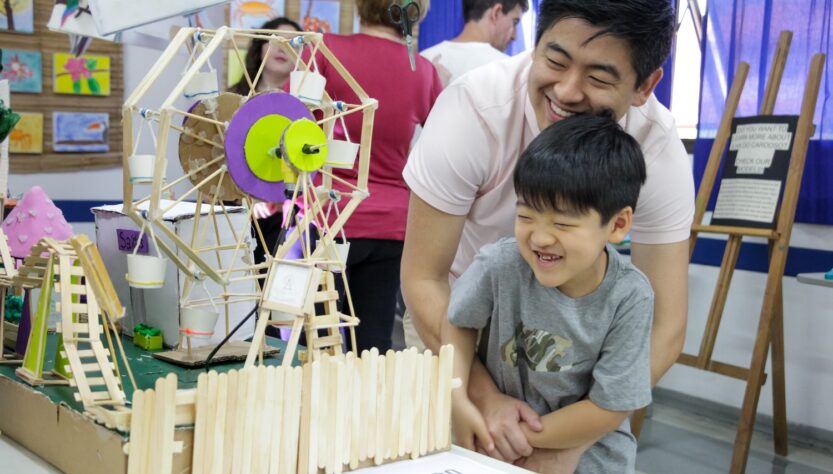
left=452, top=395, right=494, bottom=452
left=472, top=389, right=543, bottom=462
left=513, top=447, right=583, bottom=474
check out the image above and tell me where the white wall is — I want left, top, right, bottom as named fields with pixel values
left=658, top=222, right=833, bottom=433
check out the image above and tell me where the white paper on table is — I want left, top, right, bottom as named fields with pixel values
left=350, top=451, right=511, bottom=474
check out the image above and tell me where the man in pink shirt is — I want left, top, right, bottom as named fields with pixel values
left=401, top=0, right=694, bottom=470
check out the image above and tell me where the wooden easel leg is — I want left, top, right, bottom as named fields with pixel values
left=770, top=281, right=788, bottom=455
left=731, top=277, right=779, bottom=473
left=697, top=235, right=742, bottom=368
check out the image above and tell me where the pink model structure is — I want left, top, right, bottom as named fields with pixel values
left=2, top=186, right=74, bottom=258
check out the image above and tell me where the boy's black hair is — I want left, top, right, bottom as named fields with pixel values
left=463, top=0, right=529, bottom=22
left=513, top=114, right=646, bottom=224
left=535, top=0, right=674, bottom=88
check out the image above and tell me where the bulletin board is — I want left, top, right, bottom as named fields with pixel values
left=1, top=0, right=123, bottom=173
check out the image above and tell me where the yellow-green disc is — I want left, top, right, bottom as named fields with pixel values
left=244, top=114, right=292, bottom=182
left=282, top=118, right=328, bottom=172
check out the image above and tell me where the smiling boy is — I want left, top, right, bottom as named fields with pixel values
left=446, top=115, right=653, bottom=473
left=401, top=0, right=694, bottom=464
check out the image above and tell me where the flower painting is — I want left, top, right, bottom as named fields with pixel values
left=0, top=0, right=34, bottom=33
left=8, top=112, right=43, bottom=154
left=53, top=52, right=111, bottom=96
left=1, top=49, right=42, bottom=93
left=53, top=112, right=109, bottom=152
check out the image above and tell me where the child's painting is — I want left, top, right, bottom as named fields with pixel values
left=53, top=53, right=112, bottom=96
left=1, top=50, right=42, bottom=93
left=0, top=0, right=35, bottom=33
left=53, top=112, right=109, bottom=152
left=9, top=112, right=43, bottom=154
left=230, top=0, right=285, bottom=29
left=303, top=0, right=340, bottom=34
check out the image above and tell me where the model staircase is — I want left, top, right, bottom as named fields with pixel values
left=53, top=244, right=126, bottom=408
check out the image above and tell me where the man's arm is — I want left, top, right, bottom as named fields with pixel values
left=629, top=240, right=689, bottom=385
left=401, top=193, right=466, bottom=352
left=520, top=400, right=630, bottom=449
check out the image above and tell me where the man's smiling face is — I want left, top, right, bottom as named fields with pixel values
left=527, top=17, right=656, bottom=131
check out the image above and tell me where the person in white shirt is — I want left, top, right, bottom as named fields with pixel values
left=401, top=0, right=694, bottom=471
left=420, top=0, right=527, bottom=86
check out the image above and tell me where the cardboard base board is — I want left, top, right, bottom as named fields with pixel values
left=152, top=340, right=279, bottom=367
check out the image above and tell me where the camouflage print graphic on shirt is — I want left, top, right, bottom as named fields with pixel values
left=500, top=322, right=575, bottom=372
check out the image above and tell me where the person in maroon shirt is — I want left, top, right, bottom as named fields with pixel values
left=306, top=0, right=442, bottom=352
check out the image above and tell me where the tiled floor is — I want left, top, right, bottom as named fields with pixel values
left=637, top=403, right=833, bottom=474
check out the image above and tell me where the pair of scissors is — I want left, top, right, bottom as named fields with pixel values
left=388, top=0, right=420, bottom=71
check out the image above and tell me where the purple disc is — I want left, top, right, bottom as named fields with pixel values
left=225, top=92, right=313, bottom=202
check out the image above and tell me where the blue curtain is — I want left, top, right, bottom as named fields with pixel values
left=694, top=0, right=833, bottom=224
left=418, top=2, right=464, bottom=51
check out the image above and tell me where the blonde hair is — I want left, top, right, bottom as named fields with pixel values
left=356, top=0, right=430, bottom=30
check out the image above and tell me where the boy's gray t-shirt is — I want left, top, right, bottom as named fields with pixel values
left=449, top=238, right=654, bottom=474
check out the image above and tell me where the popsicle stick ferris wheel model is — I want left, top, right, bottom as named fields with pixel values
left=122, top=26, right=376, bottom=358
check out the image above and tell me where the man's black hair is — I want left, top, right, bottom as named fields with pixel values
left=463, top=0, right=529, bottom=22
left=535, top=0, right=674, bottom=87
left=513, top=114, right=646, bottom=224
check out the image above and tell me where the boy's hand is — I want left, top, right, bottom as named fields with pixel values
left=452, top=396, right=494, bottom=453
left=472, top=390, right=543, bottom=462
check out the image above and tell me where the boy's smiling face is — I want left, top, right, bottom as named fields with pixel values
left=527, top=18, right=660, bottom=131
left=514, top=200, right=630, bottom=298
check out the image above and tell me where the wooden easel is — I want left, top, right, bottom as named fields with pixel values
left=663, top=32, right=823, bottom=473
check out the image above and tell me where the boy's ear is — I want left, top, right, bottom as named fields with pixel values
left=607, top=207, right=633, bottom=244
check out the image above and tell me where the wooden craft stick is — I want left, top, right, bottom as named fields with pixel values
left=126, top=390, right=145, bottom=474
left=138, top=388, right=155, bottom=474
left=211, top=373, right=229, bottom=474
left=400, top=348, right=417, bottom=457
left=411, top=349, right=425, bottom=459
left=191, top=372, right=209, bottom=474
left=231, top=369, right=248, bottom=474
left=241, top=367, right=261, bottom=474
left=373, top=353, right=386, bottom=465
left=309, top=360, right=321, bottom=474
left=439, top=345, right=454, bottom=449
left=203, top=371, right=219, bottom=470
left=160, top=373, right=177, bottom=474
left=270, top=366, right=286, bottom=474
left=349, top=352, right=361, bottom=469
left=287, top=367, right=304, bottom=474
left=420, top=349, right=433, bottom=456
left=366, top=347, right=379, bottom=462
left=388, top=350, right=403, bottom=460
left=222, top=370, right=239, bottom=474
left=428, top=353, right=439, bottom=453
left=256, top=366, right=276, bottom=474
left=334, top=356, right=347, bottom=474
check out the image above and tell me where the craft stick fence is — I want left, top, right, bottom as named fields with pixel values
left=126, top=346, right=458, bottom=474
